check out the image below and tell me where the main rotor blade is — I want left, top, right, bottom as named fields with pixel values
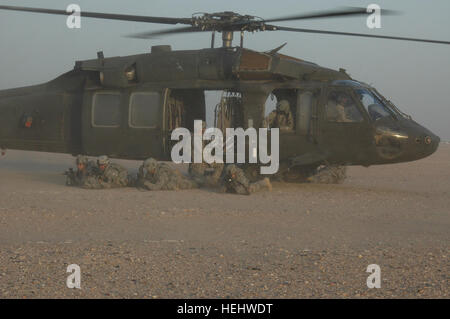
left=264, top=7, right=398, bottom=23
left=0, top=5, right=192, bottom=25
left=269, top=25, right=450, bottom=45
left=126, top=26, right=203, bottom=39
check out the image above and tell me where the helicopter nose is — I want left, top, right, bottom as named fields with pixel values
left=412, top=132, right=440, bottom=159
left=426, top=133, right=440, bottom=154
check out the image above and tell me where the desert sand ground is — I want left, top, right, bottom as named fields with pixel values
left=0, top=145, right=448, bottom=298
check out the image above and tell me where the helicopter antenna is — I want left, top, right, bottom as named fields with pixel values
left=267, top=42, right=288, bottom=54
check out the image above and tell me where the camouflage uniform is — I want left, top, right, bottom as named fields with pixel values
left=266, top=100, right=294, bottom=130
left=188, top=121, right=225, bottom=187
left=138, top=158, right=198, bottom=191
left=327, top=93, right=356, bottom=123
left=221, top=164, right=272, bottom=195
left=65, top=155, right=97, bottom=187
left=82, top=156, right=129, bottom=189
left=189, top=157, right=224, bottom=187
left=307, top=165, right=347, bottom=184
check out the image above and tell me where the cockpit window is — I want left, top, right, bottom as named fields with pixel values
left=326, top=91, right=364, bottom=123
left=372, top=89, right=412, bottom=119
left=355, top=88, right=392, bottom=121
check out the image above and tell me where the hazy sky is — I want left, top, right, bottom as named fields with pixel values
left=0, top=0, right=449, bottom=139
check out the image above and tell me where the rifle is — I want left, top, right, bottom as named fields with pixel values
left=63, top=168, right=76, bottom=186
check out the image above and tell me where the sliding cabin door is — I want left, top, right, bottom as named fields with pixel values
left=81, top=89, right=166, bottom=160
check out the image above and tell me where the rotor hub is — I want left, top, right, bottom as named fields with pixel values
left=191, top=12, right=266, bottom=32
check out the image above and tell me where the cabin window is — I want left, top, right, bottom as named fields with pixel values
left=326, top=90, right=363, bottom=123
left=92, top=92, right=122, bottom=127
left=129, top=92, right=161, bottom=128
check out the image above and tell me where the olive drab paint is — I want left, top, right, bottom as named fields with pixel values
left=0, top=6, right=443, bottom=180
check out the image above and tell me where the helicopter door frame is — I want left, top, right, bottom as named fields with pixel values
left=296, top=89, right=321, bottom=143
left=122, top=88, right=168, bottom=160
left=266, top=89, right=299, bottom=159
left=81, top=89, right=127, bottom=157
left=318, top=86, right=373, bottom=163
left=164, top=88, right=206, bottom=158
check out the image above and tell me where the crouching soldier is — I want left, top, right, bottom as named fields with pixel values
left=137, top=158, right=198, bottom=191
left=83, top=155, right=129, bottom=189
left=221, top=164, right=272, bottom=195
left=64, top=155, right=97, bottom=187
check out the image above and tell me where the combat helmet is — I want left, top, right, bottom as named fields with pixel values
left=337, top=93, right=349, bottom=104
left=76, top=155, right=88, bottom=165
left=143, top=158, right=158, bottom=171
left=97, top=155, right=110, bottom=166
left=225, top=164, right=238, bottom=175
left=277, top=100, right=290, bottom=113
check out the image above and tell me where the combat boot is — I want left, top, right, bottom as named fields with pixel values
left=249, top=177, right=272, bottom=193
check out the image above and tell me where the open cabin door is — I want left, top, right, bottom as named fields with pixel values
left=164, top=89, right=206, bottom=157
left=214, top=91, right=243, bottom=131
left=81, top=89, right=166, bottom=160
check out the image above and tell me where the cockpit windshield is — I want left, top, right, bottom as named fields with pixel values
left=354, top=88, right=393, bottom=121
left=332, top=80, right=411, bottom=120
left=372, top=89, right=412, bottom=119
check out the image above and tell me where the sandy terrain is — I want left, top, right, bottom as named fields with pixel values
left=0, top=145, right=448, bottom=298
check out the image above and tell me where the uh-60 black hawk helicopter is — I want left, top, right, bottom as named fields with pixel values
left=0, top=5, right=448, bottom=183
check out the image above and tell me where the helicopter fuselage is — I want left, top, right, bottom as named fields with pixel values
left=0, top=46, right=440, bottom=170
